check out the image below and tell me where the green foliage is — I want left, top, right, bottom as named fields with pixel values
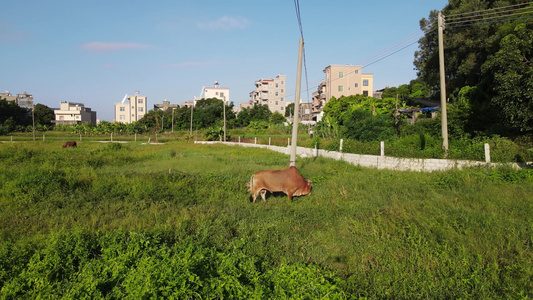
left=415, top=3, right=533, bottom=135
left=0, top=142, right=532, bottom=298
left=482, top=21, right=533, bottom=133
left=269, top=112, right=286, bottom=124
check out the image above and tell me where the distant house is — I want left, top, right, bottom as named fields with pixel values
left=196, top=82, right=230, bottom=103
left=114, top=92, right=147, bottom=123
left=54, top=101, right=97, bottom=125
left=0, top=91, right=34, bottom=109
left=154, top=100, right=179, bottom=111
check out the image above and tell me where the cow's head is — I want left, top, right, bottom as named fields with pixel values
left=295, top=179, right=312, bottom=197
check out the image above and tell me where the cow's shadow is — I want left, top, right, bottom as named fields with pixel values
left=249, top=191, right=289, bottom=203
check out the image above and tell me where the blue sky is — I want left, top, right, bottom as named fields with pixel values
left=1, top=0, right=448, bottom=122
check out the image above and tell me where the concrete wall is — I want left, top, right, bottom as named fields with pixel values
left=195, top=141, right=523, bottom=172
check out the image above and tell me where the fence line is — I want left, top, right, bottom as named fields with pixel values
left=195, top=140, right=525, bottom=172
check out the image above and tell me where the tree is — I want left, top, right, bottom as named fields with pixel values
left=414, top=1, right=533, bottom=135
left=285, top=103, right=295, bottom=117
left=34, top=104, right=54, bottom=126
left=482, top=21, right=533, bottom=133
left=270, top=112, right=286, bottom=124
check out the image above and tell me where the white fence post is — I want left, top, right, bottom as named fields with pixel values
left=339, top=139, right=343, bottom=152
left=43, top=135, right=45, bottom=141
left=135, top=133, right=137, bottom=142
left=111, top=133, right=113, bottom=142
left=381, top=141, right=385, bottom=157
left=80, top=134, right=82, bottom=141
left=269, top=137, right=271, bottom=146
left=485, top=143, right=491, bottom=163
left=239, top=136, right=241, bottom=143
left=255, top=137, right=257, bottom=144
left=287, top=138, right=290, bottom=147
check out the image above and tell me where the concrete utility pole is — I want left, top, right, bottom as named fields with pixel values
left=438, top=11, right=449, bottom=153
left=223, top=96, right=226, bottom=142
left=290, top=38, right=304, bottom=167
left=190, top=103, right=194, bottom=136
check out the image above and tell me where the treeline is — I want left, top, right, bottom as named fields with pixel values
left=0, top=98, right=288, bottom=136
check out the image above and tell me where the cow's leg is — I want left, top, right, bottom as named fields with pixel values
left=287, top=192, right=293, bottom=201
left=260, top=189, right=267, bottom=202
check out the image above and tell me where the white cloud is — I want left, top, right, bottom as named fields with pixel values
left=79, top=42, right=150, bottom=52
left=197, top=16, right=249, bottom=30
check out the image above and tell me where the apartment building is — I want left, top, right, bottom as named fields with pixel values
left=0, top=91, right=34, bottom=109
left=54, top=101, right=97, bottom=125
left=249, top=74, right=287, bottom=114
left=311, top=65, right=374, bottom=121
left=114, top=93, right=147, bottom=123
left=323, top=65, right=373, bottom=100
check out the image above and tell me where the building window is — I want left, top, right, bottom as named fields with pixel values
left=275, top=92, right=278, bottom=96
left=120, top=115, right=125, bottom=120
left=281, top=106, right=284, bottom=110
left=220, top=92, right=224, bottom=97
left=120, top=107, right=125, bottom=111
left=276, top=101, right=278, bottom=105
left=281, top=89, right=284, bottom=93
left=355, top=70, right=359, bottom=74
left=281, top=81, right=284, bottom=84
left=138, top=99, right=143, bottom=104
left=363, top=90, right=369, bottom=96
left=132, top=114, right=135, bottom=117
left=139, top=107, right=144, bottom=112
left=281, top=97, right=284, bottom=101
left=276, top=83, right=279, bottom=88
left=339, top=71, right=344, bottom=78
left=338, top=85, right=344, bottom=92
left=355, top=83, right=359, bottom=88
left=363, top=80, right=369, bottom=86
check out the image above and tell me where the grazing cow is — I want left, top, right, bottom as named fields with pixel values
left=62, top=141, right=77, bottom=148
left=247, top=166, right=312, bottom=202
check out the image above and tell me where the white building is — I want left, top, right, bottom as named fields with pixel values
left=195, top=81, right=230, bottom=103
left=114, top=92, right=147, bottom=123
left=249, top=74, right=287, bottom=114
left=54, top=101, right=97, bottom=125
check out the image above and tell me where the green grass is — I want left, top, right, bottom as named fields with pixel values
left=0, top=140, right=532, bottom=298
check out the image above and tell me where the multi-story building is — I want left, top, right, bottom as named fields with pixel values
left=311, top=65, right=374, bottom=121
left=196, top=82, right=230, bottom=103
left=114, top=92, right=147, bottom=123
left=153, top=100, right=179, bottom=112
left=0, top=91, right=34, bottom=109
left=249, top=74, right=287, bottom=114
left=323, top=65, right=373, bottom=100
left=54, top=101, right=97, bottom=125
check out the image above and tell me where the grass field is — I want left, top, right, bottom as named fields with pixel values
left=0, top=139, right=532, bottom=298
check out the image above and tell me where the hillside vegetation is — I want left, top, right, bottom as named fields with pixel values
left=1, top=141, right=532, bottom=298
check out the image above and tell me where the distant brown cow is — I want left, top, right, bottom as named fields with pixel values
left=247, top=166, right=312, bottom=202
left=62, top=141, right=77, bottom=148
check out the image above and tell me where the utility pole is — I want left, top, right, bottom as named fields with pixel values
left=438, top=11, right=449, bottom=153
left=223, top=96, right=226, bottom=142
left=190, top=102, right=194, bottom=136
left=290, top=38, right=304, bottom=167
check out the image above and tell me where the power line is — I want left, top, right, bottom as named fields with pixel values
left=445, top=2, right=533, bottom=26
left=445, top=2, right=532, bottom=19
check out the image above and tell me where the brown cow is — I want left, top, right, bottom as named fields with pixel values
left=247, top=166, right=312, bottom=202
left=62, top=141, right=77, bottom=148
